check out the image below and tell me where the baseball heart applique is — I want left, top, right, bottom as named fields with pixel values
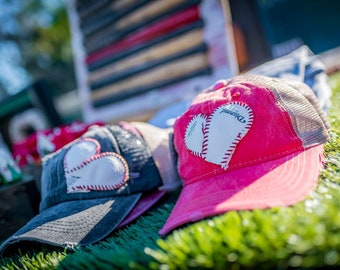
left=63, top=138, right=129, bottom=193
left=185, top=102, right=253, bottom=169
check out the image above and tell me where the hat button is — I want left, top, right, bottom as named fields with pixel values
left=232, top=91, right=241, bottom=98
left=212, top=80, right=227, bottom=91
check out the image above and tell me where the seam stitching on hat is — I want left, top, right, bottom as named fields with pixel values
left=63, top=138, right=129, bottom=192
left=201, top=113, right=210, bottom=157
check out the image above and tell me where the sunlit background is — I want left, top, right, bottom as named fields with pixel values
left=0, top=0, right=75, bottom=98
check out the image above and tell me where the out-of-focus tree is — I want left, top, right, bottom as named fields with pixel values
left=0, top=0, right=75, bottom=99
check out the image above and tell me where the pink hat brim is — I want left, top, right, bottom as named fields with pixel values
left=160, top=145, right=324, bottom=235
left=118, top=190, right=166, bottom=228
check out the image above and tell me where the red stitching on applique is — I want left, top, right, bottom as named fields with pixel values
left=201, top=114, right=211, bottom=157
left=73, top=183, right=125, bottom=192
left=221, top=155, right=231, bottom=169
left=64, top=138, right=130, bottom=192
left=220, top=102, right=254, bottom=170
left=65, top=151, right=129, bottom=189
left=63, top=138, right=100, bottom=173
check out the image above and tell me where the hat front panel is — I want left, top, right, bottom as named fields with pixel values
left=174, top=79, right=304, bottom=184
left=39, top=125, right=162, bottom=212
left=39, top=126, right=124, bottom=211
left=174, top=90, right=233, bottom=183
left=226, top=82, right=304, bottom=167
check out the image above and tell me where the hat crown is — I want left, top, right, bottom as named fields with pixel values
left=174, top=75, right=329, bottom=183
left=39, top=125, right=162, bottom=212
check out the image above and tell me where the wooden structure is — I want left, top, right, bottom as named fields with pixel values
left=66, top=0, right=238, bottom=123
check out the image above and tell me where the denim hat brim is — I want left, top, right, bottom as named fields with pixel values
left=0, top=193, right=140, bottom=256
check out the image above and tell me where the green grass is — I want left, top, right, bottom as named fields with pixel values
left=1, top=73, right=340, bottom=270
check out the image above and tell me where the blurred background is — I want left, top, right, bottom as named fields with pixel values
left=0, top=0, right=75, bottom=98
left=0, top=0, right=80, bottom=156
left=0, top=0, right=339, bottom=163
left=229, top=0, right=340, bottom=70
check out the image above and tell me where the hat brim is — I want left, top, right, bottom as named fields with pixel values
left=0, top=193, right=141, bottom=255
left=118, top=190, right=166, bottom=228
left=160, top=145, right=324, bottom=235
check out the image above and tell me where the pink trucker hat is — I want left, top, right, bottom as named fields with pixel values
left=160, top=75, right=330, bottom=235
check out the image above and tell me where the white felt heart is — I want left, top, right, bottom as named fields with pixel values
left=185, top=114, right=207, bottom=156
left=184, top=102, right=253, bottom=169
left=63, top=138, right=129, bottom=193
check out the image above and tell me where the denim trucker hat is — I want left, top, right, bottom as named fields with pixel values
left=0, top=122, right=179, bottom=255
left=160, top=74, right=330, bottom=235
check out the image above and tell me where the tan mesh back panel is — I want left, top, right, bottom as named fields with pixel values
left=278, top=78, right=331, bottom=130
left=232, top=75, right=330, bottom=148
